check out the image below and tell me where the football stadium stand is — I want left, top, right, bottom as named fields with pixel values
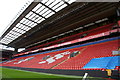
left=2, top=37, right=120, bottom=70
left=0, top=1, right=120, bottom=79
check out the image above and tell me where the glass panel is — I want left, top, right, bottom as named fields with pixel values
left=22, top=26, right=30, bottom=31
left=64, top=0, right=69, bottom=2
left=25, top=11, right=33, bottom=18
left=16, top=24, right=22, bottom=28
left=52, top=1, right=64, bottom=10
left=68, top=0, right=76, bottom=4
left=21, top=31, right=26, bottom=34
left=2, top=41, right=8, bottom=44
left=26, top=20, right=33, bottom=25
left=7, top=34, right=14, bottom=38
left=17, top=34, right=21, bottom=37
left=22, top=26, right=26, bottom=30
left=6, top=37, right=14, bottom=40
left=17, top=29, right=22, bottom=33
left=48, top=0, right=61, bottom=8
left=31, top=15, right=41, bottom=21
left=55, top=4, right=67, bottom=12
left=3, top=38, right=10, bottom=42
left=28, top=22, right=35, bottom=27
left=42, top=10, right=52, bottom=17
left=37, top=18, right=45, bottom=23
left=45, top=12, right=54, bottom=18
left=31, top=15, right=37, bottom=21
left=0, top=39, right=4, bottom=42
left=9, top=31, right=16, bottom=35
left=19, top=24, right=24, bottom=29
left=1, top=39, right=5, bottom=42
left=45, top=0, right=55, bottom=6
left=12, top=27, right=17, bottom=31
left=32, top=4, right=42, bottom=11
left=28, top=13, right=36, bottom=19
left=9, top=35, right=14, bottom=38
left=19, top=30, right=25, bottom=34
left=15, top=32, right=20, bottom=36
left=13, top=29, right=18, bottom=32
left=41, top=0, right=49, bottom=4
left=16, top=23, right=21, bottom=27
left=21, top=19, right=28, bottom=24
left=19, top=29, right=24, bottom=33
left=20, top=18, right=26, bottom=23
left=31, top=23, right=37, bottom=27
left=39, top=8, right=49, bottom=15
left=34, top=17, right=42, bottom=22
left=28, top=21, right=34, bottom=26
left=36, top=5, right=46, bottom=13
left=20, top=25, right=25, bottom=30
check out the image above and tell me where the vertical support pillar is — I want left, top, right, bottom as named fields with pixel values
left=116, top=7, right=120, bottom=17
left=116, top=6, right=120, bottom=33
left=116, top=6, right=120, bottom=25
left=13, top=48, right=18, bottom=55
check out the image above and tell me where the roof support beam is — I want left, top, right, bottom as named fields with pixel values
left=32, top=11, right=46, bottom=19
left=12, top=30, right=22, bottom=34
left=9, top=33, right=19, bottom=37
left=39, top=2, right=56, bottom=13
left=20, top=22, right=32, bottom=28
left=7, top=35, right=16, bottom=39
left=25, top=17, right=38, bottom=24
left=16, top=27, right=27, bottom=32
left=61, top=0, right=70, bottom=5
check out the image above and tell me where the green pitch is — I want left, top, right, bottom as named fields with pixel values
left=0, top=67, right=106, bottom=80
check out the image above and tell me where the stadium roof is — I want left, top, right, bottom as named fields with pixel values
left=0, top=1, right=119, bottom=49
left=0, top=0, right=75, bottom=45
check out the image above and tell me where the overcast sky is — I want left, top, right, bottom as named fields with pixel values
left=0, top=0, right=32, bottom=36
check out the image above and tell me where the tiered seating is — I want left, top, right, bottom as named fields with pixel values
left=2, top=38, right=119, bottom=70
left=2, top=50, right=71, bottom=69
left=26, top=23, right=114, bottom=51
left=54, top=40, right=119, bottom=70
left=83, top=56, right=120, bottom=69
left=27, top=51, right=70, bottom=69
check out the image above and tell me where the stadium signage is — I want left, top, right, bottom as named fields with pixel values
left=58, top=42, right=71, bottom=47
left=42, top=45, right=55, bottom=50
left=42, top=33, right=107, bottom=50
left=78, top=33, right=105, bottom=42
left=14, top=28, right=120, bottom=56
left=40, top=29, right=120, bottom=51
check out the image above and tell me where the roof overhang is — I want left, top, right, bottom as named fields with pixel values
left=0, top=2, right=120, bottom=48
left=0, top=0, right=75, bottom=46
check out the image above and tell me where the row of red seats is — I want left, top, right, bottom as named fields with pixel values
left=1, top=39, right=119, bottom=70
left=54, top=40, right=119, bottom=70
left=2, top=50, right=71, bottom=69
